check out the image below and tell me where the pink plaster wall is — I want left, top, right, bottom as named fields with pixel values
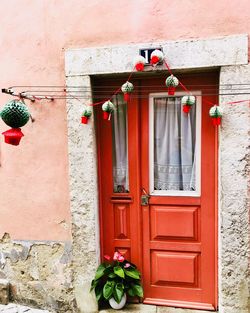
left=0, top=0, right=249, bottom=241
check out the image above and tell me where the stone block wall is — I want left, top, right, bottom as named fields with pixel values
left=219, top=65, right=250, bottom=313
left=0, top=233, right=75, bottom=312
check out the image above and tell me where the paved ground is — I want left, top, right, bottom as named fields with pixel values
left=0, top=303, right=50, bottom=313
left=0, top=303, right=218, bottom=313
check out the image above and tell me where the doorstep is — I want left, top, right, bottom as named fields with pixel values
left=100, top=304, right=218, bottom=313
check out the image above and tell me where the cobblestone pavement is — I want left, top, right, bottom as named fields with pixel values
left=0, top=303, right=50, bottom=313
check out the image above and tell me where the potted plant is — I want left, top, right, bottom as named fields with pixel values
left=90, top=251, right=143, bottom=310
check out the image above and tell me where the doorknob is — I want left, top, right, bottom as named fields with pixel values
left=141, top=188, right=150, bottom=206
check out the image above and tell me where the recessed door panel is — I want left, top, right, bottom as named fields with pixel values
left=151, top=251, right=199, bottom=285
left=150, top=206, right=198, bottom=240
left=114, top=203, right=130, bottom=239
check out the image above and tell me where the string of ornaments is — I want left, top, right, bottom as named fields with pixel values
left=81, top=49, right=223, bottom=126
left=5, top=49, right=250, bottom=146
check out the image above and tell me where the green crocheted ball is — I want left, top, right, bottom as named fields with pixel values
left=0, top=100, right=30, bottom=128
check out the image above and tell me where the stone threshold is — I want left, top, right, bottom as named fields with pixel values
left=100, top=304, right=218, bottom=313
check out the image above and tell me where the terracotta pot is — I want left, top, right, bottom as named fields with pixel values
left=168, top=86, right=175, bottom=95
left=124, top=93, right=130, bottom=101
left=135, top=63, right=144, bottom=71
left=103, top=111, right=110, bottom=120
left=212, top=117, right=222, bottom=126
left=2, top=128, right=24, bottom=146
left=109, top=293, right=126, bottom=310
left=81, top=116, right=88, bottom=124
left=183, top=105, right=191, bottom=113
left=150, top=55, right=159, bottom=65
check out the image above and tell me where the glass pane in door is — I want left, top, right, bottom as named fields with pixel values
left=112, top=94, right=129, bottom=193
left=151, top=95, right=200, bottom=195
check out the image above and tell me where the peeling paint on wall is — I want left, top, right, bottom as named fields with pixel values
left=0, top=233, right=75, bottom=312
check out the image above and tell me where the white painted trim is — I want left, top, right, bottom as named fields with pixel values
left=148, top=91, right=201, bottom=197
left=65, top=34, right=248, bottom=76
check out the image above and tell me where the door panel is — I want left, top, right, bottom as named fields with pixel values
left=95, top=72, right=218, bottom=310
left=150, top=206, right=198, bottom=240
left=151, top=251, right=199, bottom=285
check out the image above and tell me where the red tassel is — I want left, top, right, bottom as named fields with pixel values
left=183, top=105, right=191, bottom=113
left=124, top=93, right=130, bottom=101
left=2, top=128, right=24, bottom=146
left=135, top=63, right=144, bottom=71
left=168, top=86, right=175, bottom=95
left=212, top=117, right=221, bottom=126
left=81, top=116, right=88, bottom=124
left=151, top=55, right=159, bottom=65
left=103, top=111, right=109, bottom=120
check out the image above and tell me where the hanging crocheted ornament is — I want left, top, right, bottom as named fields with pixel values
left=0, top=99, right=30, bottom=146
left=209, top=105, right=223, bottom=126
left=150, top=49, right=164, bottom=65
left=134, top=55, right=146, bottom=71
left=102, top=100, right=114, bottom=120
left=165, top=75, right=179, bottom=96
left=81, top=106, right=92, bottom=124
left=0, top=99, right=30, bottom=128
left=121, top=81, right=134, bottom=101
left=181, top=96, right=196, bottom=113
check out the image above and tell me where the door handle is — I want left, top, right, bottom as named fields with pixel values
left=141, top=188, right=150, bottom=206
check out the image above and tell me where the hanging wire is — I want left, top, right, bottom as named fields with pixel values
left=3, top=55, right=250, bottom=106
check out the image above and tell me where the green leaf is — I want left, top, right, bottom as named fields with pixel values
left=128, top=288, right=135, bottom=297
left=95, top=263, right=106, bottom=280
left=103, top=281, right=115, bottom=300
left=90, top=279, right=98, bottom=292
left=103, top=264, right=112, bottom=275
left=114, top=266, right=125, bottom=278
left=114, top=283, right=124, bottom=303
left=108, top=272, right=116, bottom=279
left=124, top=268, right=140, bottom=280
left=132, top=284, right=143, bottom=297
left=95, top=285, right=103, bottom=302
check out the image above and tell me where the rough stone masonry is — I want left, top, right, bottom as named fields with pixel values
left=0, top=233, right=75, bottom=312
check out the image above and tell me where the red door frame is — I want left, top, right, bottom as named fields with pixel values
left=95, top=71, right=218, bottom=310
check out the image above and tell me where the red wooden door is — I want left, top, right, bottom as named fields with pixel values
left=95, top=72, right=218, bottom=310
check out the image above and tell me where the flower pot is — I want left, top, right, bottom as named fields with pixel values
left=183, top=105, right=191, bottom=113
left=124, top=93, right=130, bottom=101
left=150, top=55, right=159, bottom=65
left=212, top=117, right=222, bottom=126
left=168, top=86, right=175, bottom=95
left=109, top=293, right=127, bottom=310
left=135, top=63, right=144, bottom=71
left=103, top=111, right=110, bottom=120
left=2, top=128, right=24, bottom=146
left=81, top=116, right=88, bottom=124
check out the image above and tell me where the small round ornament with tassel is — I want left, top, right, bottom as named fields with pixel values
left=121, top=81, right=134, bottom=101
left=165, top=75, right=179, bottom=96
left=182, top=96, right=196, bottom=113
left=81, top=106, right=92, bottom=124
left=102, top=100, right=114, bottom=120
left=134, top=55, right=146, bottom=71
left=209, top=105, right=223, bottom=126
left=0, top=99, right=30, bottom=146
left=150, top=49, right=164, bottom=65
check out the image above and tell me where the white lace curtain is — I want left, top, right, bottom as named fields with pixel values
left=112, top=95, right=129, bottom=193
left=154, top=97, right=196, bottom=191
